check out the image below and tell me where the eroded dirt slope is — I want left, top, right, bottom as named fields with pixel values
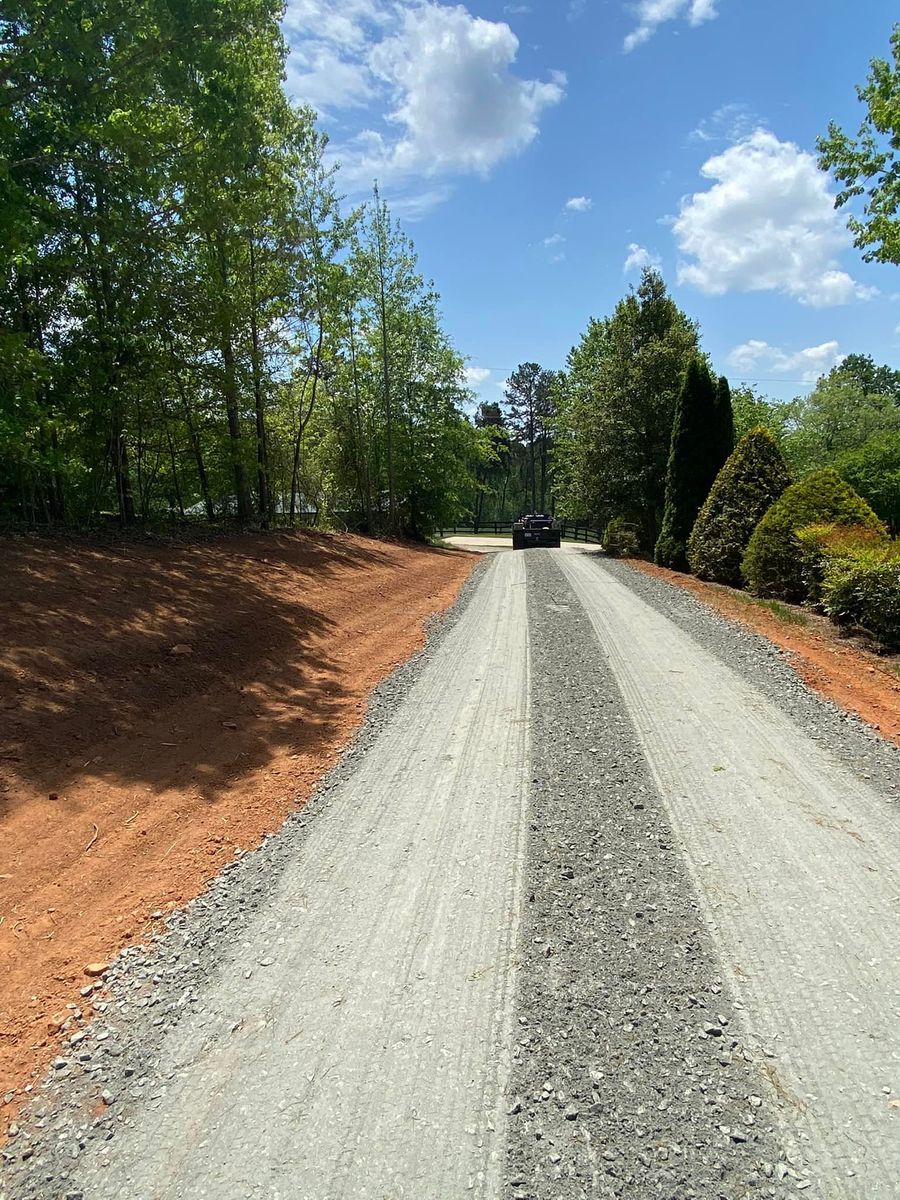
left=0, top=531, right=475, bottom=1106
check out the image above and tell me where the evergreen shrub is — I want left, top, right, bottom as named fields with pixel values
left=687, top=428, right=790, bottom=586
left=742, top=469, right=885, bottom=601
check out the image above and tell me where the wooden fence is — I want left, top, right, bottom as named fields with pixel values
left=439, top=520, right=602, bottom=544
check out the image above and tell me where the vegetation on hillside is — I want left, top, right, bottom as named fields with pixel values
left=0, top=1, right=489, bottom=536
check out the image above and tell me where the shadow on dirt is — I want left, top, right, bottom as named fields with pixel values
left=0, top=530, right=403, bottom=809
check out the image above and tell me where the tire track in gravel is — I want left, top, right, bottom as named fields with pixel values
left=58, top=551, right=530, bottom=1200
left=506, top=552, right=794, bottom=1200
left=557, top=552, right=900, bottom=1200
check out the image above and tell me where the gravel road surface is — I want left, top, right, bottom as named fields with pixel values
left=5, top=549, right=898, bottom=1200
left=556, top=552, right=900, bottom=1199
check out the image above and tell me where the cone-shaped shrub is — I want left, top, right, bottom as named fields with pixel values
left=655, top=357, right=720, bottom=571
left=713, top=375, right=735, bottom=466
left=687, top=428, right=791, bottom=585
left=742, top=468, right=885, bottom=601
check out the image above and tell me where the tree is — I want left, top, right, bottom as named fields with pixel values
left=687, top=429, right=792, bottom=586
left=731, top=386, right=790, bottom=444
left=655, top=357, right=721, bottom=571
left=552, top=269, right=699, bottom=547
left=781, top=367, right=900, bottom=476
left=834, top=432, right=900, bottom=534
left=818, top=24, right=900, bottom=266
left=837, top=353, right=900, bottom=404
left=504, top=363, right=555, bottom=512
left=713, top=376, right=735, bottom=466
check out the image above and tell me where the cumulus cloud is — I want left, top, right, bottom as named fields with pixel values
left=565, top=195, right=592, bottom=212
left=624, top=0, right=718, bottom=53
left=368, top=5, right=563, bottom=178
left=623, top=243, right=661, bottom=273
left=286, top=1, right=564, bottom=203
left=726, top=339, right=843, bottom=383
left=673, top=130, right=875, bottom=307
left=544, top=233, right=566, bottom=247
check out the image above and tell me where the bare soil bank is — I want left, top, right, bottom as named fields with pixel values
left=0, top=530, right=476, bottom=1109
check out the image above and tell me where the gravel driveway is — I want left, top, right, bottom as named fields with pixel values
left=4, top=550, right=898, bottom=1200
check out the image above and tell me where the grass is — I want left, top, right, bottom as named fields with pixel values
left=712, top=586, right=809, bottom=626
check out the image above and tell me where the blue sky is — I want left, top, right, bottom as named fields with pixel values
left=282, top=1, right=899, bottom=406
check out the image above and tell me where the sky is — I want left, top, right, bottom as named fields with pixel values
left=281, top=1, right=900, bottom=407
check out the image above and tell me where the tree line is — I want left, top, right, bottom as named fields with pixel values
left=0, top=0, right=489, bottom=535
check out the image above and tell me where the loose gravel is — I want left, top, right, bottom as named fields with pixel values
left=599, top=556, right=900, bottom=799
left=1, top=556, right=490, bottom=1200
left=505, top=552, right=795, bottom=1199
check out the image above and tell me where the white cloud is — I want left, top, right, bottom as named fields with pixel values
left=565, top=195, right=592, bottom=212
left=624, top=0, right=718, bottom=53
left=465, top=366, right=492, bottom=386
left=623, top=242, right=661, bottom=273
left=673, top=130, right=875, bottom=307
left=297, top=2, right=564, bottom=199
left=544, top=233, right=566, bottom=247
left=689, top=102, right=758, bottom=145
left=285, top=45, right=374, bottom=112
left=371, top=6, right=563, bottom=178
left=726, top=339, right=843, bottom=383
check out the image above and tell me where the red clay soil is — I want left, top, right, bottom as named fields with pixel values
left=0, top=531, right=477, bottom=1113
left=628, top=560, right=900, bottom=747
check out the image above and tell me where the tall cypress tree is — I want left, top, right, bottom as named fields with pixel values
left=655, top=357, right=719, bottom=571
left=714, top=375, right=735, bottom=466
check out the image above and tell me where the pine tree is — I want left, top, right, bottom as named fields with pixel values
left=655, top=357, right=719, bottom=571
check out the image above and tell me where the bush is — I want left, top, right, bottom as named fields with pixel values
left=742, top=469, right=885, bottom=601
left=687, top=427, right=791, bottom=586
left=603, top=516, right=641, bottom=557
left=820, top=543, right=900, bottom=650
left=795, top=523, right=889, bottom=605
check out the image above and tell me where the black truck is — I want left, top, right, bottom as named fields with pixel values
left=512, top=513, right=561, bottom=550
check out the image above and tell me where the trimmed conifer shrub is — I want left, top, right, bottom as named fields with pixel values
left=655, top=358, right=720, bottom=571
left=687, top=427, right=791, bottom=585
left=741, top=468, right=886, bottom=601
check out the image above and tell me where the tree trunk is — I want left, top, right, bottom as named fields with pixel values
left=248, top=237, right=271, bottom=527
left=375, top=208, right=396, bottom=531
left=215, top=234, right=252, bottom=523
left=348, top=307, right=374, bottom=532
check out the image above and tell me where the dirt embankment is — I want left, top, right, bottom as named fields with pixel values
left=628, top=560, right=900, bottom=747
left=0, top=531, right=476, bottom=1107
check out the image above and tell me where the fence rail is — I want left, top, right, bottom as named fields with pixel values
left=439, top=520, right=602, bottom=544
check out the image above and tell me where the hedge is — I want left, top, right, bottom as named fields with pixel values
left=819, top=539, right=900, bottom=650
left=742, top=469, right=885, bottom=602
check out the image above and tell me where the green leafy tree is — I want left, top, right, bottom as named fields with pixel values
left=687, top=428, right=792, bottom=585
left=781, top=368, right=900, bottom=476
left=731, top=386, right=790, bottom=444
left=818, top=24, right=900, bottom=266
left=834, top=432, right=900, bottom=534
left=838, top=353, right=900, bottom=404
left=552, top=269, right=699, bottom=546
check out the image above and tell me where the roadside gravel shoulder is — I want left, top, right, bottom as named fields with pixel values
left=505, top=552, right=793, bottom=1200
left=2, top=556, right=490, bottom=1199
left=598, top=555, right=900, bottom=799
